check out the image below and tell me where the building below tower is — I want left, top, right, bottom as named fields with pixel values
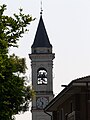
left=45, top=75, right=90, bottom=120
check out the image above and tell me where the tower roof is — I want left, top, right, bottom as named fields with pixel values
left=31, top=15, right=52, bottom=48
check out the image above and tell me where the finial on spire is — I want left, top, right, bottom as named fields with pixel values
left=40, top=1, right=43, bottom=15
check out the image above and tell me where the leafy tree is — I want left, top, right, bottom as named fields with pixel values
left=0, top=4, right=35, bottom=120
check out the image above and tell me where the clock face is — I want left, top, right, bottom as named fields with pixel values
left=36, top=97, right=48, bottom=109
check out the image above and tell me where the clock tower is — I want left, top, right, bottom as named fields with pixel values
left=29, top=12, right=55, bottom=120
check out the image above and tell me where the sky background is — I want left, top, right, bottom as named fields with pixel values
left=1, top=0, right=90, bottom=120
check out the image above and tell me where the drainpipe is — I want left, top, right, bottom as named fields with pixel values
left=86, top=82, right=88, bottom=120
left=44, top=110, right=52, bottom=120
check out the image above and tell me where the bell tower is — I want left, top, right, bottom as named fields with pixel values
left=29, top=11, right=55, bottom=120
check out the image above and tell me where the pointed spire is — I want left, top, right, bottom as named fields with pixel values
left=32, top=9, right=52, bottom=48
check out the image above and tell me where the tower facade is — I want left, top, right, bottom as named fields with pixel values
left=29, top=14, right=55, bottom=120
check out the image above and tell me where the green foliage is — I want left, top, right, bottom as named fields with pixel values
left=0, top=4, right=35, bottom=47
left=0, top=4, right=35, bottom=120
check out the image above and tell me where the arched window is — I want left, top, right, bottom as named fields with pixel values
left=37, top=68, right=47, bottom=85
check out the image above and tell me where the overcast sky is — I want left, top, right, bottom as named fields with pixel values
left=1, top=0, right=90, bottom=120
